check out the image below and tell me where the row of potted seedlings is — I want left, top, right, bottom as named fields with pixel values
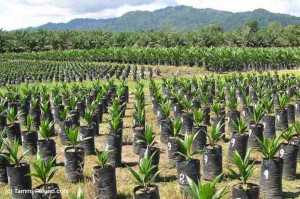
left=149, top=73, right=300, bottom=199
left=0, top=80, right=132, bottom=198
left=132, top=80, right=161, bottom=197
left=0, top=61, right=153, bottom=85
left=132, top=79, right=227, bottom=199
left=2, top=71, right=300, bottom=198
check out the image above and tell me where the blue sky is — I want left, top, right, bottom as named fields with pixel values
left=0, top=0, right=299, bottom=30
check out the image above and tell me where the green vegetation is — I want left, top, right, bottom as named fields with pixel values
left=256, top=133, right=283, bottom=159
left=1, top=6, right=300, bottom=53
left=185, top=174, right=226, bottom=199
left=1, top=47, right=298, bottom=72
left=227, top=149, right=255, bottom=185
left=27, top=156, right=60, bottom=187
left=127, top=150, right=161, bottom=190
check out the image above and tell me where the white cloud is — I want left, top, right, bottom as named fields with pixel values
left=0, top=0, right=299, bottom=30
left=11, top=0, right=158, bottom=13
left=0, top=0, right=175, bottom=30
left=0, top=1, right=68, bottom=30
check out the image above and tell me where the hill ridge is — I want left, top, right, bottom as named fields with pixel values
left=27, top=6, right=300, bottom=31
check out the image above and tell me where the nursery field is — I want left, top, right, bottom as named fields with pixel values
left=0, top=59, right=300, bottom=199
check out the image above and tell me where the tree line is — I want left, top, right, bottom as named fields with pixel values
left=0, top=20, right=300, bottom=53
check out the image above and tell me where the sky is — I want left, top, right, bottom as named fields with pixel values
left=0, top=0, right=300, bottom=30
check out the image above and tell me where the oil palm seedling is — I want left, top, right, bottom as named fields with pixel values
left=203, top=121, right=224, bottom=181
left=53, top=95, right=63, bottom=123
left=116, top=88, right=127, bottom=118
left=176, top=131, right=202, bottom=187
left=228, top=149, right=259, bottom=199
left=211, top=102, right=225, bottom=138
left=94, top=89, right=106, bottom=123
left=65, top=127, right=85, bottom=183
left=127, top=150, right=162, bottom=199
left=58, top=106, right=71, bottom=145
left=6, top=89, right=19, bottom=111
left=241, top=96, right=253, bottom=125
left=227, top=96, right=240, bottom=133
left=211, top=103, right=225, bottom=118
left=5, top=106, right=22, bottom=144
left=157, top=99, right=170, bottom=125
left=29, top=96, right=41, bottom=131
left=261, top=98, right=275, bottom=138
left=18, top=93, right=30, bottom=125
left=280, top=126, right=298, bottom=180
left=88, top=102, right=100, bottom=137
left=68, top=96, right=80, bottom=128
left=228, top=117, right=249, bottom=160
left=51, top=83, right=61, bottom=99
left=37, top=119, right=56, bottom=165
left=40, top=101, right=53, bottom=122
left=256, top=133, right=283, bottom=198
left=93, top=147, right=117, bottom=199
left=167, top=119, right=184, bottom=164
left=109, top=99, right=125, bottom=121
left=275, top=93, right=289, bottom=130
left=79, top=107, right=95, bottom=155
left=1, top=139, right=32, bottom=198
left=192, top=109, right=207, bottom=151
left=137, top=125, right=160, bottom=178
left=133, top=102, right=146, bottom=154
left=185, top=174, right=226, bottom=199
left=158, top=100, right=172, bottom=143
left=133, top=98, right=146, bottom=127
left=28, top=156, right=62, bottom=199
left=85, top=86, right=94, bottom=106
left=134, top=86, right=145, bottom=107
left=21, top=115, right=38, bottom=155
left=247, top=103, right=265, bottom=149
left=152, top=90, right=162, bottom=116
left=191, top=90, right=201, bottom=110
left=285, top=95, right=295, bottom=125
left=40, top=101, right=55, bottom=136
left=179, top=99, right=193, bottom=133
left=200, top=91, right=211, bottom=126
left=172, top=89, right=183, bottom=119
left=107, top=112, right=123, bottom=167
left=215, top=89, right=225, bottom=104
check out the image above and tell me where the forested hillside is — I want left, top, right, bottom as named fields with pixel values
left=30, top=6, right=300, bottom=31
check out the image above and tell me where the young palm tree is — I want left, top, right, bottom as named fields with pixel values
left=1, top=139, right=32, bottom=198
left=248, top=103, right=265, bottom=149
left=228, top=118, right=249, bottom=160
left=256, top=133, right=283, bottom=198
left=203, top=121, right=224, bottom=181
left=93, top=147, right=117, bottom=199
left=185, top=174, right=226, bottom=199
left=37, top=119, right=56, bottom=165
left=28, top=156, right=62, bottom=198
left=228, top=149, right=259, bottom=199
left=127, top=150, right=162, bottom=198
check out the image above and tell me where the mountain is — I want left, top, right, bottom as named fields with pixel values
left=35, top=18, right=116, bottom=30
left=28, top=6, right=300, bottom=31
